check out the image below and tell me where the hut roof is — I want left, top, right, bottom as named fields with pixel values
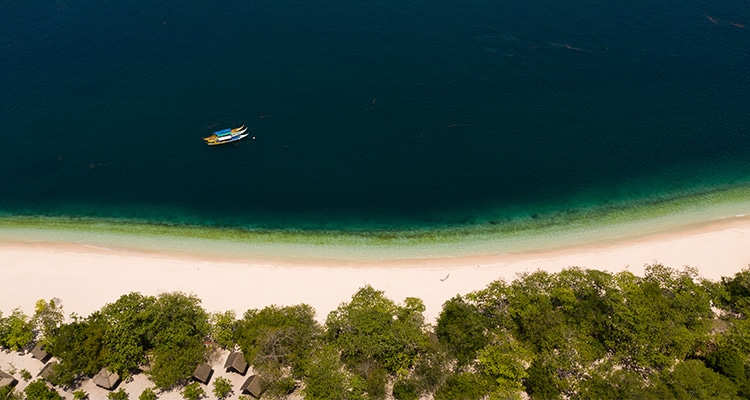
left=38, top=362, right=58, bottom=379
left=240, top=375, right=266, bottom=398
left=192, top=363, right=213, bottom=384
left=0, top=370, right=18, bottom=389
left=224, top=351, right=248, bottom=375
left=31, top=343, right=51, bottom=363
left=93, top=368, right=120, bottom=390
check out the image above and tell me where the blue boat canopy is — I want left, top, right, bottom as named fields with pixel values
left=214, top=128, right=233, bottom=136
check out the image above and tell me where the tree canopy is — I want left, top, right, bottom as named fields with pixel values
left=3, top=264, right=750, bottom=399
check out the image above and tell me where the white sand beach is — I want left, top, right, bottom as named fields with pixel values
left=1, top=215, right=749, bottom=325
left=1, top=214, right=749, bottom=399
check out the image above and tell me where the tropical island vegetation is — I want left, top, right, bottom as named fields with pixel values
left=2, top=263, right=750, bottom=399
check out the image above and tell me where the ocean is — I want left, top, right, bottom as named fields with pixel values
left=1, top=0, right=748, bottom=237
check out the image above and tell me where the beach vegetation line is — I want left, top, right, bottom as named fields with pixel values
left=1, top=264, right=750, bottom=399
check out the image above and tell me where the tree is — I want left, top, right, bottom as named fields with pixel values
left=649, top=360, right=739, bottom=399
left=0, top=386, right=23, bottom=400
left=32, top=298, right=64, bottom=342
left=73, top=390, right=89, bottom=399
left=146, top=292, right=210, bottom=389
left=302, top=344, right=358, bottom=400
left=209, top=310, right=237, bottom=349
left=433, top=372, right=493, bottom=400
left=181, top=382, right=205, bottom=400
left=212, top=376, right=233, bottom=400
left=325, top=286, right=429, bottom=376
left=578, top=368, right=653, bottom=400
left=99, top=293, right=156, bottom=376
left=46, top=313, right=108, bottom=386
left=138, top=387, right=158, bottom=400
left=704, top=345, right=746, bottom=385
left=19, top=370, right=31, bottom=381
left=235, top=304, right=320, bottom=396
left=606, top=265, right=713, bottom=372
left=23, top=380, right=63, bottom=400
left=107, top=388, right=129, bottom=400
left=477, top=337, right=532, bottom=399
left=0, top=308, right=35, bottom=351
left=720, top=267, right=750, bottom=315
left=436, top=296, right=491, bottom=367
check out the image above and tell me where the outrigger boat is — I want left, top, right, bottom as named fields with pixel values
left=203, top=125, right=249, bottom=146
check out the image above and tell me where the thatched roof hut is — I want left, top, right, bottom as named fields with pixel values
left=31, top=343, right=51, bottom=363
left=192, top=362, right=213, bottom=384
left=38, top=362, right=58, bottom=379
left=224, top=351, right=248, bottom=375
left=93, top=368, right=120, bottom=390
left=0, top=370, right=18, bottom=389
left=240, top=375, right=266, bottom=398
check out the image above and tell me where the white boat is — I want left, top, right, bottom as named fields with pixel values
left=203, top=125, right=249, bottom=146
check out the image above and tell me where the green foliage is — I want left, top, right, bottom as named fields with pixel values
left=47, top=292, right=209, bottom=389
left=392, top=379, right=420, bottom=400
left=235, top=304, right=319, bottom=396
left=46, top=314, right=108, bottom=386
left=138, top=387, right=158, bottom=400
left=236, top=304, right=319, bottom=375
left=705, top=345, right=746, bottom=385
left=0, top=309, right=35, bottom=351
left=9, top=265, right=733, bottom=399
left=148, top=293, right=210, bottom=389
left=302, top=344, right=357, bottom=400
left=72, top=390, right=89, bottom=400
left=211, top=376, right=232, bottom=400
left=325, top=286, right=429, bottom=377
left=606, top=265, right=713, bottom=372
left=650, top=359, right=739, bottom=399
left=435, top=296, right=491, bottom=367
left=720, top=267, right=750, bottom=314
left=0, top=386, right=23, bottom=400
left=19, top=369, right=31, bottom=381
left=477, top=337, right=532, bottom=398
left=107, top=388, right=129, bottom=400
left=23, top=380, right=63, bottom=400
left=209, top=310, right=236, bottom=349
left=524, top=359, right=561, bottom=400
left=433, top=372, right=493, bottom=400
left=181, top=382, right=205, bottom=400
left=32, top=299, right=64, bottom=342
left=406, top=342, right=451, bottom=395
left=578, top=368, right=654, bottom=400
left=100, top=293, right=156, bottom=376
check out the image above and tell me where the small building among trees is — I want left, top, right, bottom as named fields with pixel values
left=31, top=343, right=51, bottom=364
left=240, top=375, right=266, bottom=398
left=192, top=362, right=213, bottom=384
left=93, top=368, right=120, bottom=390
left=38, top=362, right=58, bottom=379
left=0, top=370, right=18, bottom=389
left=224, top=351, right=248, bottom=375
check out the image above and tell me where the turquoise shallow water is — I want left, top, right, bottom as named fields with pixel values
left=0, top=0, right=749, bottom=236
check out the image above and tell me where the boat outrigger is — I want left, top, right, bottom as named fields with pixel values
left=203, top=125, right=249, bottom=145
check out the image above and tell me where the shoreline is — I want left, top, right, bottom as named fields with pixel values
left=1, top=184, right=750, bottom=264
left=1, top=211, right=749, bottom=324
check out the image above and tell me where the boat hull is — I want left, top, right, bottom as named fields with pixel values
left=206, top=133, right=249, bottom=145
left=203, top=125, right=249, bottom=145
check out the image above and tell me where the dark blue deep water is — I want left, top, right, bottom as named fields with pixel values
left=1, top=0, right=749, bottom=231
